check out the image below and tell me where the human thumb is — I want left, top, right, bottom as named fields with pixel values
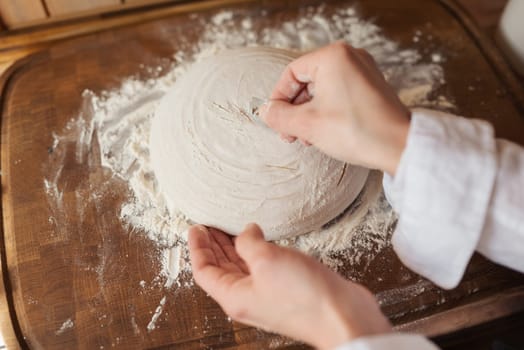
left=235, top=223, right=277, bottom=271
left=260, top=99, right=313, bottom=139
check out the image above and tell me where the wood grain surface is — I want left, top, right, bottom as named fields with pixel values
left=1, top=0, right=524, bottom=349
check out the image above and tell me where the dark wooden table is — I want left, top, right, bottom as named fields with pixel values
left=1, top=0, right=524, bottom=349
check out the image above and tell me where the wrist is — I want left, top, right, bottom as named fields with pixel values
left=314, top=283, right=392, bottom=349
left=382, top=113, right=410, bottom=176
left=317, top=311, right=356, bottom=350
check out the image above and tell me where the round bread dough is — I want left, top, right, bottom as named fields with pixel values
left=150, top=47, right=369, bottom=240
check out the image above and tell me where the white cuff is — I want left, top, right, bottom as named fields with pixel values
left=334, top=333, right=438, bottom=350
left=384, top=108, right=497, bottom=289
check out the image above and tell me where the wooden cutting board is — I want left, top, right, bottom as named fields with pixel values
left=1, top=0, right=524, bottom=349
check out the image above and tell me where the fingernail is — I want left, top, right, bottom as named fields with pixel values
left=244, top=223, right=256, bottom=231
left=296, top=73, right=312, bottom=83
left=300, top=139, right=312, bottom=146
left=307, top=83, right=315, bottom=97
left=244, top=223, right=263, bottom=236
left=289, top=81, right=300, bottom=97
left=280, top=134, right=296, bottom=143
left=195, top=225, right=208, bottom=234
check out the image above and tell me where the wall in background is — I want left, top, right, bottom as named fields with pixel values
left=0, top=0, right=182, bottom=29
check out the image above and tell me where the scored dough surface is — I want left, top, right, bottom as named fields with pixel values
left=150, top=47, right=369, bottom=240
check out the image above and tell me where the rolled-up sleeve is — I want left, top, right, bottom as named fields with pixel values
left=384, top=108, right=524, bottom=289
left=334, top=333, right=438, bottom=350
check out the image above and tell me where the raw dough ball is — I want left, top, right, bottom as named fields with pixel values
left=150, top=47, right=369, bottom=240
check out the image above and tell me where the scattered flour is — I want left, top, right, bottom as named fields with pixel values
left=55, top=318, right=74, bottom=335
left=44, top=4, right=453, bottom=331
left=147, top=296, right=167, bottom=332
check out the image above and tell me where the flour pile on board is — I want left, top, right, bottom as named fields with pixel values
left=47, top=5, right=452, bottom=291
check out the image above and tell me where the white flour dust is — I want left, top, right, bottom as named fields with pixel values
left=55, top=318, right=74, bottom=336
left=147, top=296, right=167, bottom=332
left=45, top=5, right=452, bottom=304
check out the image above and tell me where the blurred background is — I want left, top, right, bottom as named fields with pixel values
left=0, top=1, right=522, bottom=349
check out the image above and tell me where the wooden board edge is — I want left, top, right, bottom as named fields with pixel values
left=0, top=1, right=522, bottom=347
left=394, top=286, right=524, bottom=337
left=0, top=0, right=256, bottom=51
left=0, top=285, right=21, bottom=349
left=0, top=51, right=61, bottom=350
left=440, top=0, right=524, bottom=116
left=0, top=272, right=22, bottom=349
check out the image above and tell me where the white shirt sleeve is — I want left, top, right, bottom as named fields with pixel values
left=334, top=333, right=438, bottom=350
left=332, top=109, right=523, bottom=350
left=383, top=108, right=524, bottom=289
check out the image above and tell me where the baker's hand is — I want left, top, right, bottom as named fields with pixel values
left=188, top=223, right=391, bottom=349
left=261, top=42, right=410, bottom=175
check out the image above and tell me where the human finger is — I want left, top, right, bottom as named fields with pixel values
left=269, top=65, right=306, bottom=101
left=209, top=227, right=249, bottom=274
left=260, top=100, right=315, bottom=140
left=277, top=81, right=312, bottom=143
left=188, top=225, right=218, bottom=270
left=235, top=223, right=279, bottom=273
left=280, top=134, right=297, bottom=143
left=292, top=85, right=313, bottom=104
left=269, top=52, right=319, bottom=102
left=189, top=226, right=252, bottom=302
left=207, top=228, right=231, bottom=267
